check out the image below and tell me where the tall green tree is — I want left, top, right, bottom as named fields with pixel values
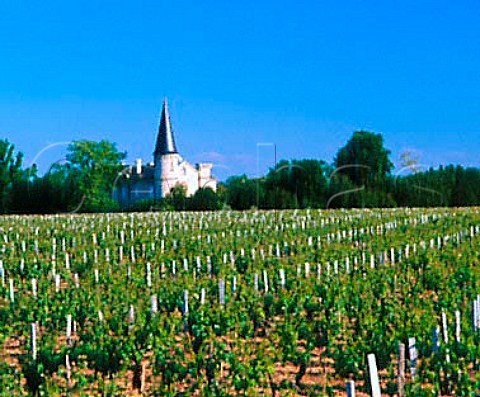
left=334, top=131, right=393, bottom=187
left=264, top=159, right=330, bottom=208
left=225, top=175, right=261, bottom=210
left=190, top=187, right=222, bottom=211
left=0, top=139, right=24, bottom=213
left=66, top=139, right=126, bottom=212
left=165, top=184, right=188, bottom=211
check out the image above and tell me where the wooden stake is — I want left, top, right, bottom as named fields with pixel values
left=398, top=343, right=405, bottom=397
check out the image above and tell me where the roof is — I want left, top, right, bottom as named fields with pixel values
left=154, top=98, right=178, bottom=155
left=123, top=165, right=155, bottom=180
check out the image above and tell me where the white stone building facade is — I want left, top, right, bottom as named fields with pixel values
left=115, top=99, right=216, bottom=207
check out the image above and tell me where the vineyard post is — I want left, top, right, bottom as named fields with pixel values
left=219, top=279, right=225, bottom=306
left=146, top=263, right=152, bottom=288
left=346, top=380, right=355, bottom=397
left=30, top=323, right=37, bottom=360
left=263, top=270, right=268, bottom=293
left=477, top=295, right=480, bottom=329
left=473, top=296, right=480, bottom=331
left=183, top=290, right=188, bottom=331
left=367, top=353, right=381, bottom=397
left=441, top=311, right=450, bottom=363
left=398, top=343, right=405, bottom=397
left=66, top=314, right=72, bottom=347
left=183, top=290, right=189, bottom=314
left=9, top=278, right=14, bottom=303
left=31, top=278, right=37, bottom=298
left=408, top=337, right=417, bottom=381
left=455, top=310, right=461, bottom=344
left=66, top=354, right=71, bottom=385
left=196, top=256, right=201, bottom=274
left=432, top=326, right=440, bottom=354
left=476, top=296, right=480, bottom=370
left=130, top=245, right=135, bottom=263
left=128, top=305, right=135, bottom=331
left=55, top=274, right=61, bottom=292
left=150, top=294, right=158, bottom=314
left=0, top=261, right=4, bottom=286
left=207, top=257, right=211, bottom=277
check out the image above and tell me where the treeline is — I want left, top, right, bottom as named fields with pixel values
left=225, top=131, right=480, bottom=209
left=1, top=131, right=479, bottom=214
left=225, top=162, right=480, bottom=210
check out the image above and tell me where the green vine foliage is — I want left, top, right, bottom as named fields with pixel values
left=0, top=207, right=477, bottom=395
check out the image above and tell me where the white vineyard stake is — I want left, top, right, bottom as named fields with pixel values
left=367, top=353, right=381, bottom=397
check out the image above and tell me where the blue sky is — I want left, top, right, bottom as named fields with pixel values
left=1, top=1, right=479, bottom=180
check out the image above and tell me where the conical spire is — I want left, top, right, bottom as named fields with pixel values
left=154, top=98, right=178, bottom=155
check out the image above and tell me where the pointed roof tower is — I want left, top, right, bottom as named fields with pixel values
left=154, top=98, right=178, bottom=156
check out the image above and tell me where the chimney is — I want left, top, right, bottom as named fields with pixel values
left=135, top=158, right=142, bottom=175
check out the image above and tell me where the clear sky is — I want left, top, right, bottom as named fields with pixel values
left=1, top=1, right=479, bottom=180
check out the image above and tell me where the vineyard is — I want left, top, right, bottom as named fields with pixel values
left=0, top=208, right=479, bottom=396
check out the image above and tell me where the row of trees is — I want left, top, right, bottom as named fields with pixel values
left=4, top=140, right=125, bottom=213
left=1, top=131, right=479, bottom=213
left=225, top=132, right=480, bottom=209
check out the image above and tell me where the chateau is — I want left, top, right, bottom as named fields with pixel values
left=115, top=99, right=216, bottom=207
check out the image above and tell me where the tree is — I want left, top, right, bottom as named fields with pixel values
left=264, top=159, right=331, bottom=208
left=165, top=184, right=187, bottom=211
left=0, top=139, right=24, bottom=213
left=225, top=175, right=260, bottom=210
left=66, top=139, right=126, bottom=212
left=334, top=131, right=393, bottom=187
left=190, top=187, right=221, bottom=211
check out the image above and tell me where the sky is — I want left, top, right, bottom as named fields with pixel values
left=1, top=0, right=479, bottom=181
